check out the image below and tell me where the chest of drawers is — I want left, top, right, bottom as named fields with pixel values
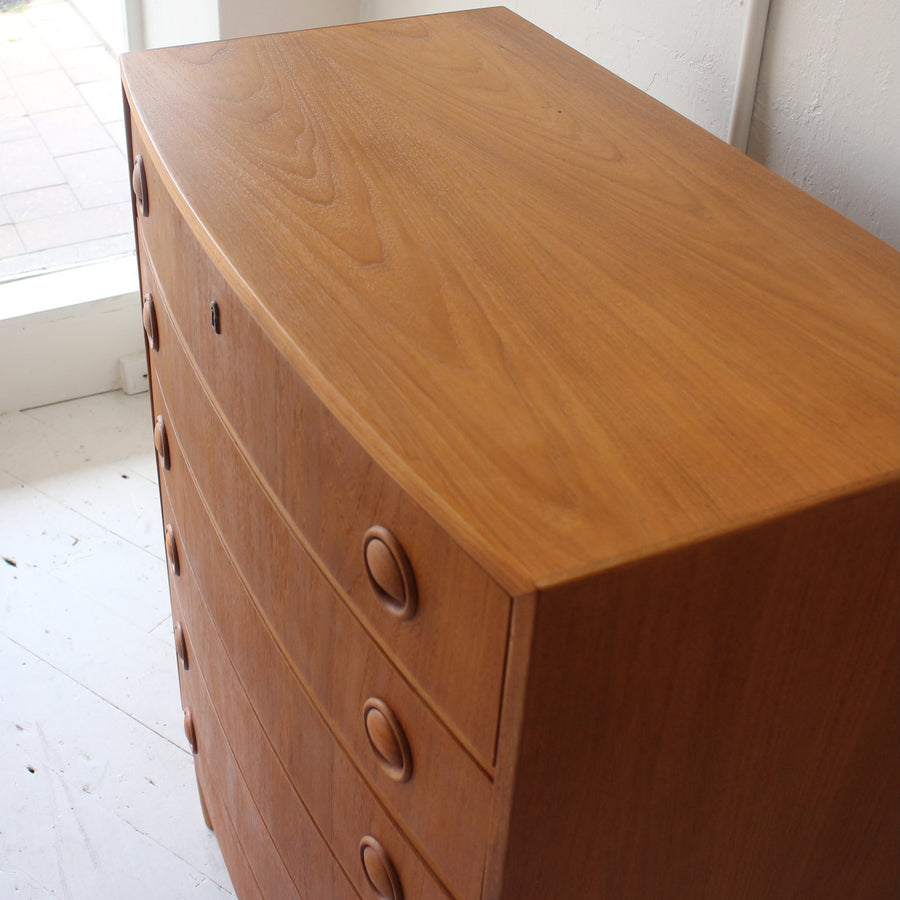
left=122, top=8, right=899, bottom=898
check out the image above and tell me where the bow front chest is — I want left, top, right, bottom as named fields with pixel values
left=121, top=9, right=899, bottom=898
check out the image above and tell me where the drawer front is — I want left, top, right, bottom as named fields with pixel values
left=169, top=572, right=328, bottom=900
left=192, top=764, right=266, bottom=900
left=159, top=475, right=454, bottom=900
left=152, top=304, right=490, bottom=899
left=132, top=128, right=508, bottom=768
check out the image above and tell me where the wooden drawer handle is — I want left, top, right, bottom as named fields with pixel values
left=165, top=523, right=180, bottom=576
left=174, top=621, right=189, bottom=669
left=183, top=709, right=197, bottom=754
left=154, top=415, right=170, bottom=470
left=142, top=293, right=159, bottom=350
left=132, top=154, right=148, bottom=217
left=363, top=526, right=417, bottom=620
left=359, top=836, right=403, bottom=900
left=363, top=698, right=412, bottom=783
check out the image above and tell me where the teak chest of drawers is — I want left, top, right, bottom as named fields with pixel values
left=122, top=9, right=899, bottom=899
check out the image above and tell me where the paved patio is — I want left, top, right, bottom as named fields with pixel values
left=0, top=0, right=131, bottom=283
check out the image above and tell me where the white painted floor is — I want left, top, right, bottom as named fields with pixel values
left=0, top=389, right=235, bottom=898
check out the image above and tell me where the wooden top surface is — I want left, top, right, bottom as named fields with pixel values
left=121, top=7, right=899, bottom=595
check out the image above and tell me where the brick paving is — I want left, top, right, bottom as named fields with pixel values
left=0, top=0, right=131, bottom=283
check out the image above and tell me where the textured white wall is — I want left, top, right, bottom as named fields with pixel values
left=749, top=0, right=899, bottom=248
left=359, top=0, right=745, bottom=139
left=516, top=0, right=745, bottom=140
left=360, top=1, right=899, bottom=248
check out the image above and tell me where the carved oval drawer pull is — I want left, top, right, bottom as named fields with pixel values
left=142, top=293, right=159, bottom=351
left=132, top=154, right=148, bottom=217
left=363, top=698, right=412, bottom=783
left=165, top=523, right=180, bottom=576
left=174, top=621, right=189, bottom=669
left=183, top=709, right=197, bottom=754
left=362, top=526, right=417, bottom=620
left=359, top=835, right=403, bottom=900
left=154, top=415, right=170, bottom=470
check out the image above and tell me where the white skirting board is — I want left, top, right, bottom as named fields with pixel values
left=0, top=257, right=144, bottom=414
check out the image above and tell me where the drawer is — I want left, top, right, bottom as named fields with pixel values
left=170, top=565, right=326, bottom=900
left=152, top=320, right=490, bottom=899
left=191, top=767, right=266, bottom=900
left=160, top=476, right=453, bottom=900
left=132, top=131, right=509, bottom=768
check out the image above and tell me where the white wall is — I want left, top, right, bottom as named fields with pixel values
left=359, top=0, right=745, bottom=139
left=749, top=0, right=899, bottom=249
left=509, top=0, right=744, bottom=141
left=140, top=0, right=361, bottom=49
left=218, top=0, right=360, bottom=40
left=142, top=0, right=219, bottom=49
left=360, top=1, right=899, bottom=249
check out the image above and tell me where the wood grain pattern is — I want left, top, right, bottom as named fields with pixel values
left=132, top=142, right=510, bottom=766
left=190, top=771, right=266, bottom=900
left=487, top=480, right=900, bottom=898
left=121, top=7, right=899, bottom=594
left=159, top=472, right=453, bottom=900
left=126, top=10, right=899, bottom=898
left=169, top=575, right=307, bottom=900
left=148, top=293, right=491, bottom=898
